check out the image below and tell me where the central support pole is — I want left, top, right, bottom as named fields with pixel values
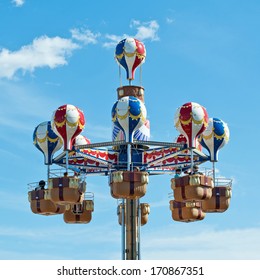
left=66, top=150, right=69, bottom=172
left=124, top=142, right=140, bottom=260
left=213, top=161, right=216, bottom=185
left=125, top=198, right=138, bottom=260
left=190, top=147, right=194, bottom=171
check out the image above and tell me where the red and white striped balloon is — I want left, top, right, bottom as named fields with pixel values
left=174, top=102, right=208, bottom=148
left=175, top=133, right=202, bottom=151
left=72, top=134, right=91, bottom=148
left=52, top=104, right=85, bottom=150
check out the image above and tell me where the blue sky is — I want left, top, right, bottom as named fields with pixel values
left=0, top=0, right=259, bottom=260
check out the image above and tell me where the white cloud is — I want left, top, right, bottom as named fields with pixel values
left=70, top=28, right=100, bottom=45
left=0, top=36, right=79, bottom=79
left=103, top=20, right=160, bottom=48
left=103, top=34, right=128, bottom=49
left=12, top=0, right=24, bottom=7
left=0, top=20, right=160, bottom=79
left=132, top=20, right=160, bottom=41
left=0, top=20, right=160, bottom=80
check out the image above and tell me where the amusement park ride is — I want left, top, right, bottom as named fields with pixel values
left=28, top=37, right=232, bottom=260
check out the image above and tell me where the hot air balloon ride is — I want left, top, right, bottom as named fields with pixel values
left=29, top=121, right=66, bottom=215
left=110, top=96, right=149, bottom=198
left=198, top=118, right=232, bottom=213
left=115, top=38, right=146, bottom=84
left=199, top=117, right=230, bottom=162
left=27, top=36, right=232, bottom=261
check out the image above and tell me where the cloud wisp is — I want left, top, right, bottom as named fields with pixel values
left=12, top=0, right=24, bottom=7
left=70, top=28, right=100, bottom=45
left=131, top=20, right=160, bottom=41
left=103, top=20, right=160, bottom=48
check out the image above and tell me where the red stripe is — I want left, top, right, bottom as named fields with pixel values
left=179, top=102, right=192, bottom=147
left=216, top=192, right=220, bottom=209
left=178, top=207, right=183, bottom=220
left=201, top=187, right=207, bottom=199
left=58, top=177, right=64, bottom=201
left=36, top=200, right=41, bottom=213
left=197, top=208, right=202, bottom=219
left=75, top=215, right=80, bottom=223
left=129, top=172, right=135, bottom=195
left=181, top=185, right=187, bottom=200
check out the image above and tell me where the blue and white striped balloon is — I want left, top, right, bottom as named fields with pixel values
left=112, top=120, right=150, bottom=141
left=199, top=118, right=230, bottom=162
left=33, top=121, right=63, bottom=165
left=112, top=96, right=147, bottom=142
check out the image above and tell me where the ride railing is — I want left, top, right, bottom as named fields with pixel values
left=83, top=192, right=94, bottom=201
left=214, top=177, right=232, bottom=188
left=27, top=182, right=43, bottom=191
left=49, top=168, right=75, bottom=178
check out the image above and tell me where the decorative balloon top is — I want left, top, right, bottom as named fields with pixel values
left=51, top=104, right=85, bottom=151
left=175, top=133, right=202, bottom=152
left=33, top=121, right=62, bottom=165
left=199, top=117, right=230, bottom=162
left=115, top=38, right=146, bottom=81
left=174, top=102, right=208, bottom=148
left=72, top=134, right=91, bottom=148
left=112, top=96, right=147, bottom=142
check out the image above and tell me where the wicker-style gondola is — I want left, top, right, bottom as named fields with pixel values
left=48, top=176, right=84, bottom=205
left=202, top=186, right=232, bottom=212
left=140, top=203, right=150, bottom=226
left=63, top=200, right=94, bottom=224
left=171, top=174, right=213, bottom=202
left=169, top=200, right=206, bottom=222
left=28, top=189, right=65, bottom=215
left=110, top=171, right=149, bottom=199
